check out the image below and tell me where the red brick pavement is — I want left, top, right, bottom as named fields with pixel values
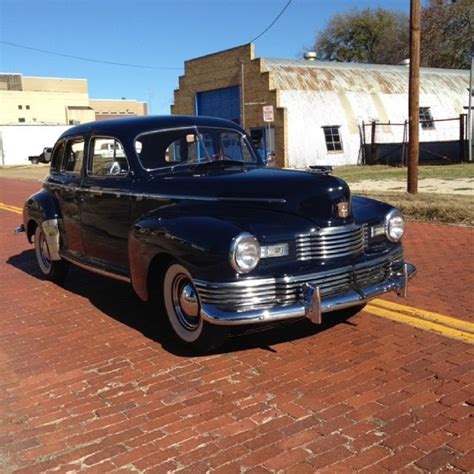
left=1, top=178, right=473, bottom=473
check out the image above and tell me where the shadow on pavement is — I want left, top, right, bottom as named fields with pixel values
left=7, top=249, right=359, bottom=357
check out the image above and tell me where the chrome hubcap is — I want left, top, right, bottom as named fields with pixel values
left=172, top=275, right=200, bottom=331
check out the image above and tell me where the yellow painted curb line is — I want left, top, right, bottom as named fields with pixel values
left=0, top=203, right=22, bottom=214
left=371, top=298, right=474, bottom=334
left=365, top=304, right=474, bottom=345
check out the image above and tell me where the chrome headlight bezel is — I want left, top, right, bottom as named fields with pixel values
left=229, top=232, right=261, bottom=274
left=384, top=209, right=405, bottom=242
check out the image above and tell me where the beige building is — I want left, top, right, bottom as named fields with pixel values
left=172, top=44, right=469, bottom=168
left=90, top=99, right=148, bottom=121
left=0, top=73, right=147, bottom=125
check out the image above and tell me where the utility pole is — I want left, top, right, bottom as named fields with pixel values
left=408, top=0, right=420, bottom=194
left=240, top=60, right=246, bottom=130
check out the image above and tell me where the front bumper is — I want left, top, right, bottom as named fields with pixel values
left=198, top=261, right=416, bottom=326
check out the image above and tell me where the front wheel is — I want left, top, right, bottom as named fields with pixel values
left=34, top=225, right=69, bottom=283
left=162, top=263, right=227, bottom=352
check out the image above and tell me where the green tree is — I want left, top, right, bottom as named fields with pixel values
left=421, top=0, right=472, bottom=69
left=312, top=8, right=410, bottom=65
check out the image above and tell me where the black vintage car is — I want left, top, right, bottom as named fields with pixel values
left=18, top=116, right=415, bottom=350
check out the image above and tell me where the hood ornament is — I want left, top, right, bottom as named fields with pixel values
left=336, top=201, right=350, bottom=218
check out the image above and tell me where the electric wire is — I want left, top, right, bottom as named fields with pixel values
left=0, top=40, right=183, bottom=70
left=248, top=0, right=293, bottom=43
left=1, top=1, right=293, bottom=71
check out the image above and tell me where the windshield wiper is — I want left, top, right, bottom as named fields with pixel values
left=193, top=159, right=252, bottom=169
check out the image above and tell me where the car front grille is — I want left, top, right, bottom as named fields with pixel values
left=195, top=251, right=402, bottom=312
left=296, top=224, right=368, bottom=261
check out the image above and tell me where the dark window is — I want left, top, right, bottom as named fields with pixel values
left=419, top=107, right=435, bottom=129
left=322, top=126, right=343, bottom=152
left=89, top=137, right=129, bottom=177
left=18, top=118, right=25, bottom=123
left=18, top=105, right=22, bottom=110
left=50, top=140, right=66, bottom=172
left=62, top=138, right=85, bottom=174
left=26, top=105, right=30, bottom=110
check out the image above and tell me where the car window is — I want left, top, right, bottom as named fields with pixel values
left=62, top=138, right=85, bottom=174
left=135, top=127, right=256, bottom=170
left=89, top=137, right=129, bottom=177
left=50, top=140, right=65, bottom=173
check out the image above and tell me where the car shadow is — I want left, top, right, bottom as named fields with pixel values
left=7, top=249, right=359, bottom=357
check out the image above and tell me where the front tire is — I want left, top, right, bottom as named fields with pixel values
left=34, top=225, right=68, bottom=283
left=162, top=263, right=227, bottom=352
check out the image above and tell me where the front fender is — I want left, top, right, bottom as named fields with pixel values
left=129, top=212, right=243, bottom=302
left=352, top=195, right=395, bottom=224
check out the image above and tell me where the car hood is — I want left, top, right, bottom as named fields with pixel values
left=143, top=167, right=352, bottom=225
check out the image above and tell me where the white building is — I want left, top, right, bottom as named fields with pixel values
left=172, top=44, right=470, bottom=167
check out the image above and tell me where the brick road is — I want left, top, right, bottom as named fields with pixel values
left=1, top=177, right=473, bottom=473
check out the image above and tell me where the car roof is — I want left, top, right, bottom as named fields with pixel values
left=60, top=115, right=245, bottom=140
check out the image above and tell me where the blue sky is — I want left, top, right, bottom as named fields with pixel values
left=0, top=0, right=409, bottom=114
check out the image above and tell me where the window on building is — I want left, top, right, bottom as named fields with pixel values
left=322, top=126, right=343, bottom=152
left=419, top=107, right=435, bottom=129
left=18, top=105, right=22, bottom=110
left=18, top=118, right=25, bottom=123
left=26, top=105, right=30, bottom=110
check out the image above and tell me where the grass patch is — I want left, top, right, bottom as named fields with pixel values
left=336, top=163, right=474, bottom=182
left=357, top=191, right=473, bottom=226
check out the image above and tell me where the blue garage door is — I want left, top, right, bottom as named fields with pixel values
left=196, top=86, right=241, bottom=125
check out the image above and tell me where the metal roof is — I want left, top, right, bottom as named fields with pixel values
left=261, top=58, right=469, bottom=95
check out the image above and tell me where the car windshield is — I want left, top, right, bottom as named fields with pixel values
left=135, top=127, right=258, bottom=170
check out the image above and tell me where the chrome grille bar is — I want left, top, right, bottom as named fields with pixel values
left=296, top=224, right=367, bottom=261
left=196, top=251, right=398, bottom=312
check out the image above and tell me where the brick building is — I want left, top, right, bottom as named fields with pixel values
left=172, top=44, right=469, bottom=168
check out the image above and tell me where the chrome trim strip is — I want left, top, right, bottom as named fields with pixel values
left=45, top=181, right=286, bottom=204
left=199, top=262, right=416, bottom=326
left=61, top=254, right=131, bottom=283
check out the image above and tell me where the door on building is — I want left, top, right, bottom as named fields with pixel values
left=196, top=86, right=241, bottom=125
left=250, top=128, right=267, bottom=161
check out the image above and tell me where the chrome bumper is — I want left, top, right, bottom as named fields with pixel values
left=200, top=262, right=416, bottom=326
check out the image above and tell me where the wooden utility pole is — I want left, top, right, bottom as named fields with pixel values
left=408, top=0, right=420, bottom=194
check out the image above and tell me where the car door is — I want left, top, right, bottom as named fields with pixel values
left=79, top=135, right=133, bottom=273
left=47, top=136, right=86, bottom=258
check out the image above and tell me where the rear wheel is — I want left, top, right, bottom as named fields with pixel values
left=34, top=225, right=68, bottom=283
left=162, top=263, right=227, bottom=352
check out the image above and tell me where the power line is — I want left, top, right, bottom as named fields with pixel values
left=0, top=40, right=183, bottom=70
left=249, top=0, right=293, bottom=43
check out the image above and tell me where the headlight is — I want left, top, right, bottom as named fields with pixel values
left=230, top=232, right=260, bottom=273
left=385, top=210, right=405, bottom=242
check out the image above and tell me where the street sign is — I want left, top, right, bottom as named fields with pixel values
left=263, top=105, right=274, bottom=122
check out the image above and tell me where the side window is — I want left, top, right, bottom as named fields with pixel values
left=50, top=140, right=65, bottom=173
left=63, top=138, right=85, bottom=174
left=89, top=137, right=129, bottom=177
left=419, top=107, right=435, bottom=130
left=322, top=126, right=343, bottom=152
